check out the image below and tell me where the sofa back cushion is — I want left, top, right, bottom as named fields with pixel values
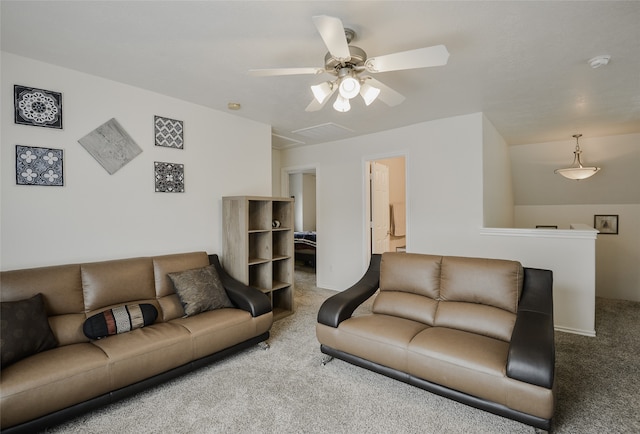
left=0, top=264, right=87, bottom=346
left=81, top=257, right=159, bottom=317
left=374, top=253, right=442, bottom=325
left=152, top=251, right=211, bottom=321
left=435, top=256, right=523, bottom=342
left=439, top=256, right=523, bottom=313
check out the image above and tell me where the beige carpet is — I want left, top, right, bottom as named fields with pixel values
left=47, top=265, right=640, bottom=433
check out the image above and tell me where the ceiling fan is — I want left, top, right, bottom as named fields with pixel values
left=249, top=15, right=450, bottom=113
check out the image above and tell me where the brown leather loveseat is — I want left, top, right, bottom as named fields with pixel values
left=317, top=252, right=555, bottom=431
left=1, top=251, right=273, bottom=433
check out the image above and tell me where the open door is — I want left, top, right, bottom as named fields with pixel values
left=366, top=156, right=406, bottom=260
left=371, top=161, right=390, bottom=254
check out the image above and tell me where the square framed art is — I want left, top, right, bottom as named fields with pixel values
left=154, top=116, right=184, bottom=149
left=16, top=145, right=64, bottom=186
left=78, top=118, right=142, bottom=175
left=14, top=85, right=63, bottom=129
left=594, top=215, right=619, bottom=234
left=154, top=161, right=184, bottom=193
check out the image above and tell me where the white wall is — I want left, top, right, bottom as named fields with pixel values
left=290, top=173, right=303, bottom=232
left=478, top=227, right=597, bottom=335
left=281, top=113, right=485, bottom=289
left=302, top=173, right=316, bottom=231
left=511, top=133, right=640, bottom=302
left=289, top=172, right=316, bottom=232
left=271, top=147, right=282, bottom=196
left=511, top=133, right=639, bottom=206
left=280, top=113, right=599, bottom=335
left=482, top=115, right=514, bottom=228
left=515, top=204, right=640, bottom=301
left=1, top=52, right=272, bottom=270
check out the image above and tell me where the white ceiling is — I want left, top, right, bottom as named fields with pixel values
left=2, top=1, right=639, bottom=149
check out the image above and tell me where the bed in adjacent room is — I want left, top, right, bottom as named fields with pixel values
left=294, top=231, right=316, bottom=267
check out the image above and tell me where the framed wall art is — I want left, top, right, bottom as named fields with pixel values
left=154, top=116, right=184, bottom=149
left=594, top=215, right=618, bottom=235
left=78, top=118, right=142, bottom=174
left=14, top=85, right=63, bottom=129
left=16, top=145, right=64, bottom=186
left=154, top=161, right=184, bottom=193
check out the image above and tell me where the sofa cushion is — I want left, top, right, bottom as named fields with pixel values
left=81, top=257, right=156, bottom=312
left=435, top=301, right=516, bottom=342
left=91, top=322, right=192, bottom=390
left=0, top=293, right=58, bottom=367
left=1, top=264, right=86, bottom=347
left=440, top=256, right=523, bottom=314
left=83, top=304, right=158, bottom=340
left=379, top=253, right=442, bottom=299
left=320, top=314, right=430, bottom=372
left=172, top=308, right=257, bottom=359
left=0, top=343, right=111, bottom=429
left=168, top=264, right=233, bottom=317
left=372, top=291, right=438, bottom=326
left=407, top=326, right=510, bottom=405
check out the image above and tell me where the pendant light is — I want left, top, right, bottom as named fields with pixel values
left=554, top=134, right=601, bottom=180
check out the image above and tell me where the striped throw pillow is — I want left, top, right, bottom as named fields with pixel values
left=83, top=304, right=157, bottom=340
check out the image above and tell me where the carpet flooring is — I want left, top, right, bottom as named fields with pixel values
left=47, top=265, right=640, bottom=433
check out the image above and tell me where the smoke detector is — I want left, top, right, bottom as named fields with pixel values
left=588, top=55, right=611, bottom=69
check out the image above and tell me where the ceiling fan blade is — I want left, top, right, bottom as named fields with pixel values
left=364, top=77, right=406, bottom=107
left=248, top=67, right=325, bottom=77
left=305, top=86, right=337, bottom=112
left=365, top=44, right=450, bottom=73
left=312, top=15, right=351, bottom=61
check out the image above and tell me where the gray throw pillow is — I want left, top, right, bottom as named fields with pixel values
left=1, top=293, right=58, bottom=367
left=168, top=264, right=233, bottom=317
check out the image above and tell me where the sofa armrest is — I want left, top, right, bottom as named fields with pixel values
left=209, top=254, right=272, bottom=317
left=317, top=254, right=381, bottom=328
left=506, top=267, right=555, bottom=389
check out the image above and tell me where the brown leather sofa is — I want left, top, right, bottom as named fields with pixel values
left=317, top=252, right=555, bottom=431
left=1, top=251, right=273, bottom=433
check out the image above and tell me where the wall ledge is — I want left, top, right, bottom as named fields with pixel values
left=480, top=226, right=598, bottom=240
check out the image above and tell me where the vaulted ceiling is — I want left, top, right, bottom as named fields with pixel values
left=2, top=1, right=639, bottom=148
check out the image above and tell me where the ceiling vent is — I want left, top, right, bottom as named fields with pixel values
left=292, top=122, right=355, bottom=142
left=272, top=133, right=306, bottom=150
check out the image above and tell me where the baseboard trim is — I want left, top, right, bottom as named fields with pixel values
left=555, top=325, right=596, bottom=337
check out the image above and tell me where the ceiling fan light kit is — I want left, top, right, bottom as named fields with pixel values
left=249, top=15, right=450, bottom=113
left=311, top=81, right=334, bottom=104
left=554, top=134, right=601, bottom=180
left=360, top=81, right=381, bottom=106
left=338, top=73, right=361, bottom=99
left=333, top=94, right=351, bottom=112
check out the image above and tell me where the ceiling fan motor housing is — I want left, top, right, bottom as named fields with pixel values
left=324, top=45, right=367, bottom=72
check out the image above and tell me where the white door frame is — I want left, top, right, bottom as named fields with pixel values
left=281, top=163, right=319, bottom=272
left=362, top=152, right=409, bottom=266
left=280, top=164, right=318, bottom=197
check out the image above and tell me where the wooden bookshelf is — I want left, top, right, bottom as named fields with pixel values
left=222, top=196, right=294, bottom=320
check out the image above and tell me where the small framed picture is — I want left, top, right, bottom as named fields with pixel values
left=154, top=115, right=184, bottom=149
left=594, top=215, right=618, bottom=234
left=154, top=161, right=184, bottom=193
left=16, top=145, right=64, bottom=186
left=14, top=85, right=63, bottom=129
left=536, top=225, right=558, bottom=229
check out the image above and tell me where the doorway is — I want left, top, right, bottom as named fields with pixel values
left=282, top=167, right=317, bottom=284
left=366, top=156, right=406, bottom=257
